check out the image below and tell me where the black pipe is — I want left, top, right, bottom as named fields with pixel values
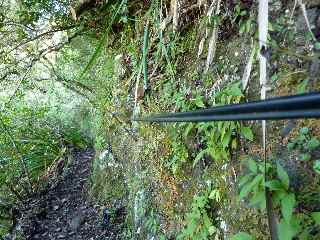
left=133, top=93, right=320, bottom=123
left=134, top=109, right=320, bottom=122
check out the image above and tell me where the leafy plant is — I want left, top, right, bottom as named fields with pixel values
left=192, top=83, right=254, bottom=166
left=178, top=183, right=219, bottom=240
left=288, top=127, right=320, bottom=161
left=231, top=232, right=254, bottom=240
left=239, top=157, right=320, bottom=240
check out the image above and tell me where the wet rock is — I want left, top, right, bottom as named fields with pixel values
left=53, top=205, right=60, bottom=211
left=102, top=208, right=110, bottom=227
left=3, top=234, right=12, bottom=240
left=69, top=213, right=85, bottom=231
left=57, top=234, right=66, bottom=239
left=280, top=120, right=296, bottom=138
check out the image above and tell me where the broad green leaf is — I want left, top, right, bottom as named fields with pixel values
left=230, top=232, right=253, bottom=240
left=281, top=193, right=295, bottom=223
left=238, top=174, right=253, bottom=187
left=203, top=212, right=212, bottom=228
left=250, top=190, right=266, bottom=209
left=222, top=130, right=232, bottom=148
left=311, top=212, right=320, bottom=225
left=240, top=174, right=263, bottom=199
left=277, top=163, right=290, bottom=190
left=232, top=138, right=237, bottom=149
left=241, top=127, right=254, bottom=141
left=307, top=137, right=320, bottom=150
left=209, top=189, right=221, bottom=202
left=287, top=142, right=295, bottom=150
left=183, top=123, right=194, bottom=137
left=278, top=219, right=295, bottom=240
left=300, top=153, right=311, bottom=161
left=297, top=79, right=309, bottom=94
left=208, top=226, right=216, bottom=235
left=299, top=230, right=309, bottom=240
left=299, top=127, right=309, bottom=135
left=290, top=214, right=303, bottom=235
left=195, top=96, right=205, bottom=108
left=259, top=162, right=272, bottom=173
left=272, top=190, right=287, bottom=206
left=159, top=235, right=166, bottom=240
left=193, top=150, right=206, bottom=167
left=247, top=158, right=257, bottom=174
left=228, top=83, right=243, bottom=97
left=240, top=23, right=246, bottom=34
left=265, top=180, right=284, bottom=191
left=313, top=160, right=320, bottom=174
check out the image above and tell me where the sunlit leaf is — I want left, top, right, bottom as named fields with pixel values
left=277, top=163, right=289, bottom=190
left=265, top=180, right=283, bottom=191
left=311, top=212, right=320, bottom=225
left=247, top=158, right=257, bottom=174
left=241, top=127, right=254, bottom=141
left=278, top=219, right=295, bottom=240
left=240, top=174, right=263, bottom=199
left=230, top=232, right=253, bottom=240
left=281, top=193, right=295, bottom=223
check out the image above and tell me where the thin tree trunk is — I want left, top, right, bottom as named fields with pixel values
left=259, top=1, right=278, bottom=239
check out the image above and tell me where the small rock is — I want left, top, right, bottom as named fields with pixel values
left=281, top=120, right=296, bottom=138
left=57, top=234, right=66, bottom=239
left=53, top=205, right=60, bottom=211
left=70, top=214, right=85, bottom=230
left=102, top=208, right=110, bottom=227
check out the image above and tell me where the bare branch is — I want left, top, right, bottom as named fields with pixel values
left=5, top=24, right=78, bottom=55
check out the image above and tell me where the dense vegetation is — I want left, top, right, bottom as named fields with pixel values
left=1, top=0, right=320, bottom=239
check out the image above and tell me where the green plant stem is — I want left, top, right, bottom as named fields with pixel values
left=78, top=0, right=126, bottom=80
left=0, top=116, right=32, bottom=195
left=143, top=25, right=149, bottom=90
left=4, top=181, right=24, bottom=202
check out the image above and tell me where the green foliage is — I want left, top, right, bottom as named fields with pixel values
left=239, top=156, right=320, bottom=240
left=231, top=232, right=254, bottom=240
left=178, top=184, right=219, bottom=240
left=288, top=127, right=320, bottom=162
left=232, top=2, right=256, bottom=35
left=313, top=160, right=320, bottom=174
left=145, top=209, right=166, bottom=239
left=78, top=0, right=127, bottom=80
left=194, top=83, right=252, bottom=164
left=165, top=83, right=254, bottom=174
left=167, top=128, right=188, bottom=175
left=0, top=88, right=90, bottom=236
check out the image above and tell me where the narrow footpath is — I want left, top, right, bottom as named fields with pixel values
left=18, top=149, right=124, bottom=240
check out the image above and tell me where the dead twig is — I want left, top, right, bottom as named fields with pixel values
left=205, top=0, right=221, bottom=72
left=298, top=0, right=316, bottom=41
left=242, top=40, right=257, bottom=91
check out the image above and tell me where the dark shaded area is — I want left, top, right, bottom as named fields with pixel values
left=17, top=149, right=125, bottom=240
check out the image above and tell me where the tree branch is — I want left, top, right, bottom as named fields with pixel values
left=6, top=24, right=78, bottom=55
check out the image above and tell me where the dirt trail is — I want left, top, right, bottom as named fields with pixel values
left=18, top=149, right=124, bottom=240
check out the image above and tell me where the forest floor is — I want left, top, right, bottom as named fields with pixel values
left=16, top=149, right=124, bottom=240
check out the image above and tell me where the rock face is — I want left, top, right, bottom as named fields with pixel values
left=13, top=149, right=125, bottom=240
